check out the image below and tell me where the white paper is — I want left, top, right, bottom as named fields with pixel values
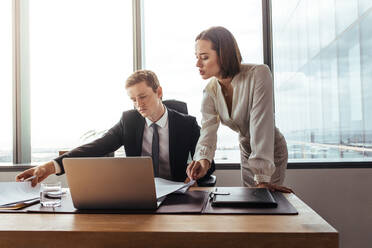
left=0, top=182, right=41, bottom=206
left=154, top=178, right=195, bottom=200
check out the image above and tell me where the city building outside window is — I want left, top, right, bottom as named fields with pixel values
left=272, top=0, right=372, bottom=162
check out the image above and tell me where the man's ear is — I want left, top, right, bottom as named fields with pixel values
left=157, top=86, right=163, bottom=100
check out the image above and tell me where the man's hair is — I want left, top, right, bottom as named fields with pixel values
left=125, top=70, right=160, bottom=92
left=195, top=26, right=242, bottom=79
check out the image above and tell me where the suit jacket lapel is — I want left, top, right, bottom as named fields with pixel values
left=167, top=108, right=176, bottom=177
left=135, top=114, right=146, bottom=155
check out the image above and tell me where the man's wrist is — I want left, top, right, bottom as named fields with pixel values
left=45, top=161, right=56, bottom=174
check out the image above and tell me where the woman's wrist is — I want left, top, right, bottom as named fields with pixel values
left=255, top=181, right=269, bottom=187
left=200, top=159, right=211, bottom=169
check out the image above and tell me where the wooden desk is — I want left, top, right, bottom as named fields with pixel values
left=0, top=188, right=338, bottom=248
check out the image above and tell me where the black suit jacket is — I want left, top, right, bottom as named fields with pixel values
left=55, top=108, right=215, bottom=182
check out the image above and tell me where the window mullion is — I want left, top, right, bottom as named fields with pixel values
left=13, top=0, right=31, bottom=164
left=262, top=0, right=275, bottom=115
left=132, top=0, right=144, bottom=71
left=262, top=0, right=273, bottom=71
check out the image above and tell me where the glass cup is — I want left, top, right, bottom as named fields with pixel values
left=40, top=182, right=62, bottom=207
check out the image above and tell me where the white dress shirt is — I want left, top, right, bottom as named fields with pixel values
left=141, top=107, right=171, bottom=180
left=194, top=64, right=278, bottom=183
left=54, top=107, right=172, bottom=179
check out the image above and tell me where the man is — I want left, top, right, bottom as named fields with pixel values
left=16, top=70, right=214, bottom=186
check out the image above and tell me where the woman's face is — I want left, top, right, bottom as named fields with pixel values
left=195, top=39, right=221, bottom=80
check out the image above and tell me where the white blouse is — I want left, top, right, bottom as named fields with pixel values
left=194, top=64, right=277, bottom=183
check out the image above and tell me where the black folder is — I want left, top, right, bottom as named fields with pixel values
left=210, top=187, right=277, bottom=208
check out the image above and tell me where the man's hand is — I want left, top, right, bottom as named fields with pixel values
left=255, top=182, right=294, bottom=193
left=186, top=159, right=210, bottom=180
left=15, top=161, right=56, bottom=187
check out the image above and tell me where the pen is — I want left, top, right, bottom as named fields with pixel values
left=0, top=198, right=40, bottom=210
left=24, top=175, right=36, bottom=182
left=209, top=187, right=230, bottom=199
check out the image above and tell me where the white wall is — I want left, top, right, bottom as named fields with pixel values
left=2, top=168, right=372, bottom=248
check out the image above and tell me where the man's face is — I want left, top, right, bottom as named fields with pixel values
left=126, top=81, right=163, bottom=120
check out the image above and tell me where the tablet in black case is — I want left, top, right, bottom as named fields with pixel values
left=211, top=187, right=278, bottom=208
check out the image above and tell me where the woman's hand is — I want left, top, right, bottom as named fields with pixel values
left=186, top=159, right=210, bottom=180
left=255, top=182, right=294, bottom=193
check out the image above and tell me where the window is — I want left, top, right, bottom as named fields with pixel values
left=143, top=0, right=263, bottom=163
left=360, top=10, right=372, bottom=155
left=359, top=0, right=372, bottom=15
left=335, top=0, right=358, bottom=35
left=6, top=0, right=371, bottom=166
left=29, top=0, right=132, bottom=162
left=272, top=0, right=372, bottom=161
left=0, top=1, right=12, bottom=163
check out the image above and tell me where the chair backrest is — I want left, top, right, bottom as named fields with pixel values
left=163, top=100, right=188, bottom=115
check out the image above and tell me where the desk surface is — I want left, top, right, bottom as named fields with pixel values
left=0, top=187, right=338, bottom=248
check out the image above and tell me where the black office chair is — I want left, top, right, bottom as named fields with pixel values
left=163, top=99, right=217, bottom=187
left=162, top=99, right=188, bottom=116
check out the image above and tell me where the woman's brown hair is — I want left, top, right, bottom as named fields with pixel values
left=196, top=26, right=242, bottom=79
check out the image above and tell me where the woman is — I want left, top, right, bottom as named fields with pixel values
left=186, top=26, right=292, bottom=192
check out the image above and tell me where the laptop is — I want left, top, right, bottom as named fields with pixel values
left=63, top=157, right=160, bottom=210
